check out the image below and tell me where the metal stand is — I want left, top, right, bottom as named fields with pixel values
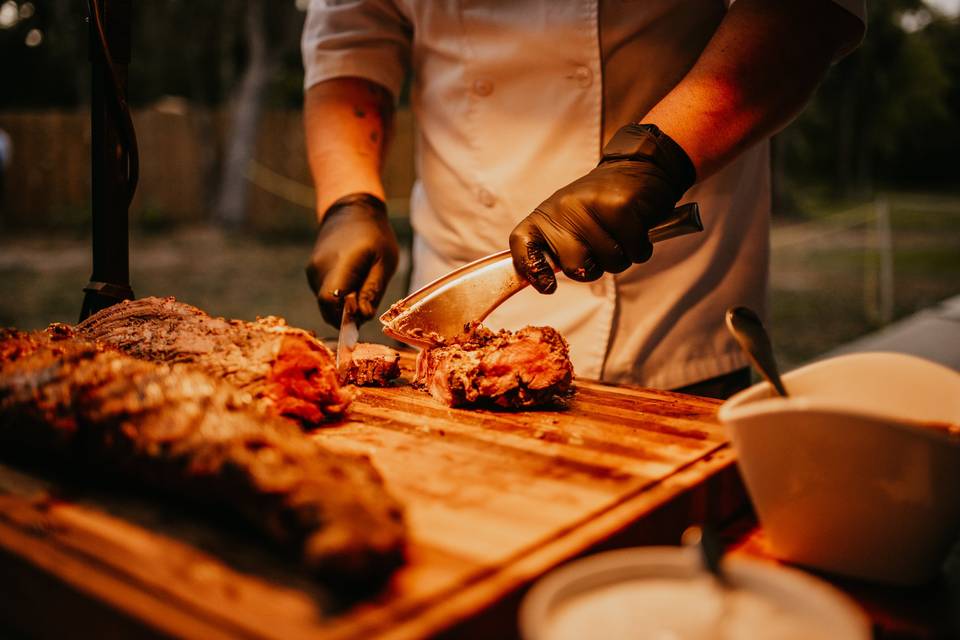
left=80, top=0, right=135, bottom=320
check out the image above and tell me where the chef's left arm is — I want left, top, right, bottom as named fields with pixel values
left=510, top=0, right=865, bottom=293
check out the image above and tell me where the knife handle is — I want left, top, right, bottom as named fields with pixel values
left=540, top=202, right=702, bottom=273
left=648, top=202, right=703, bottom=243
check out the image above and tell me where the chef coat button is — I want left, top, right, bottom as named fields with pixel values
left=573, top=66, right=592, bottom=88
left=590, top=281, right=606, bottom=296
left=478, top=188, right=496, bottom=208
left=473, top=79, right=494, bottom=97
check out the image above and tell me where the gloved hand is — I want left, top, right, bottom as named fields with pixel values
left=306, top=192, right=399, bottom=327
left=509, top=123, right=696, bottom=294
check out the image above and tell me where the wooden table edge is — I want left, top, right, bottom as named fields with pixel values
left=373, top=445, right=741, bottom=640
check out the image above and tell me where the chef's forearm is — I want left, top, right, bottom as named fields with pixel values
left=642, top=0, right=864, bottom=181
left=304, top=77, right=394, bottom=220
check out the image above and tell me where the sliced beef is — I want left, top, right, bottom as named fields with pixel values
left=341, top=343, right=402, bottom=387
left=415, top=322, right=574, bottom=408
left=0, top=327, right=405, bottom=587
left=76, top=297, right=351, bottom=426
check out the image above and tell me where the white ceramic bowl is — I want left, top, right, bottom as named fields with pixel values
left=719, top=352, right=960, bottom=585
left=520, top=547, right=870, bottom=640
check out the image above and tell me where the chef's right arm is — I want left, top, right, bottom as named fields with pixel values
left=301, top=0, right=411, bottom=327
left=510, top=0, right=865, bottom=293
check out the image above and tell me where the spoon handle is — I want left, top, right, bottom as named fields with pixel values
left=683, top=524, right=730, bottom=587
left=725, top=306, right=789, bottom=398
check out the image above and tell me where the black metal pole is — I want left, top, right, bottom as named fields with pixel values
left=80, top=0, right=135, bottom=320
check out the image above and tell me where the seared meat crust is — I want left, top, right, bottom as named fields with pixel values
left=76, top=297, right=350, bottom=426
left=415, top=323, right=574, bottom=408
left=0, top=327, right=405, bottom=587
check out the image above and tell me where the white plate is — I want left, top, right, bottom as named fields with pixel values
left=520, top=546, right=870, bottom=640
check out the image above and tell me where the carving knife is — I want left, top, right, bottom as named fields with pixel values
left=336, top=292, right=360, bottom=381
left=380, top=202, right=704, bottom=349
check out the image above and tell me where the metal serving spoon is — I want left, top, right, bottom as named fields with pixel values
left=682, top=524, right=730, bottom=587
left=725, top=306, right=789, bottom=397
left=683, top=524, right=733, bottom=639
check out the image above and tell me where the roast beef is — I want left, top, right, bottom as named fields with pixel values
left=341, top=343, right=402, bottom=387
left=0, top=326, right=405, bottom=587
left=76, top=297, right=350, bottom=426
left=414, top=323, right=574, bottom=408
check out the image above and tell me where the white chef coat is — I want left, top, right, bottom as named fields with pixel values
left=302, top=0, right=866, bottom=388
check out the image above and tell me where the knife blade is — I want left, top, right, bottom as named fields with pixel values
left=381, top=202, right=704, bottom=349
left=337, top=292, right=360, bottom=380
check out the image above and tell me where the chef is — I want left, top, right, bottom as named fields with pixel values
left=301, top=0, right=865, bottom=398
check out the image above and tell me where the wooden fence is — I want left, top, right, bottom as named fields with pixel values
left=0, top=105, right=415, bottom=233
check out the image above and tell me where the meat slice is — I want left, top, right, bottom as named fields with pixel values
left=341, top=343, right=402, bottom=387
left=415, top=323, right=574, bottom=408
left=0, top=327, right=405, bottom=587
left=76, top=297, right=350, bottom=426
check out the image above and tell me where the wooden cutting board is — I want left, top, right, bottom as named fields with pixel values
left=0, top=355, right=745, bottom=639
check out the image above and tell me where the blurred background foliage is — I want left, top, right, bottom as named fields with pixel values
left=0, top=0, right=305, bottom=109
left=0, top=0, right=958, bottom=365
left=773, top=0, right=960, bottom=204
left=2, top=0, right=958, bottom=220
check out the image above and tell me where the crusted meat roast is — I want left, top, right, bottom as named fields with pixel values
left=0, top=326, right=405, bottom=587
left=341, top=343, right=402, bottom=387
left=76, top=297, right=350, bottom=426
left=415, top=323, right=574, bottom=408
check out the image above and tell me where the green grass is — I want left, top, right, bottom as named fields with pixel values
left=0, top=227, right=410, bottom=344
left=891, top=247, right=960, bottom=272
left=1, top=189, right=958, bottom=373
left=769, top=289, right=877, bottom=368
left=768, top=190, right=960, bottom=368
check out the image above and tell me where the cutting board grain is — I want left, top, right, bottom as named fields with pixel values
left=0, top=355, right=745, bottom=640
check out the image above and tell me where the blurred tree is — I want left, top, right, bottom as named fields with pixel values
left=213, top=0, right=270, bottom=228
left=0, top=0, right=304, bottom=227
left=213, top=0, right=304, bottom=228
left=0, top=1, right=250, bottom=108
left=3, top=1, right=955, bottom=225
left=129, top=1, right=242, bottom=107
left=127, top=2, right=245, bottom=217
left=775, top=0, right=958, bottom=207
left=0, top=1, right=86, bottom=107
left=884, top=12, right=960, bottom=185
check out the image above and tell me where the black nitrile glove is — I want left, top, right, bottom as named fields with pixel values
left=306, top=192, right=399, bottom=328
left=509, top=123, right=696, bottom=293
